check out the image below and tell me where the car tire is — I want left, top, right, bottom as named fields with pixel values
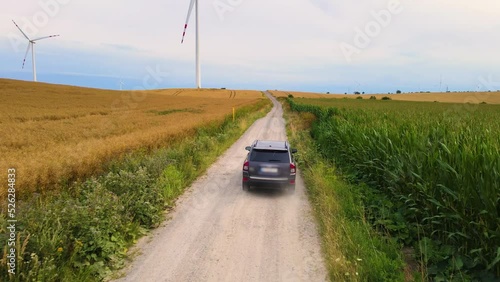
left=242, top=182, right=249, bottom=191
left=288, top=184, right=296, bottom=194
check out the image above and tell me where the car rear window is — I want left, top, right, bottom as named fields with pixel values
left=250, top=150, right=290, bottom=163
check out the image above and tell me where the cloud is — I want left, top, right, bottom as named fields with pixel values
left=1, top=0, right=499, bottom=93
left=100, top=43, right=146, bottom=53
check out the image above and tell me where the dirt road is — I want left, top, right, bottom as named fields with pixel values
left=116, top=92, right=327, bottom=282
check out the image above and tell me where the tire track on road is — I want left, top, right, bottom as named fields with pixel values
left=116, top=91, right=327, bottom=282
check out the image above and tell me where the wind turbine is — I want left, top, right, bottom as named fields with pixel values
left=12, top=20, right=60, bottom=82
left=181, top=0, right=201, bottom=89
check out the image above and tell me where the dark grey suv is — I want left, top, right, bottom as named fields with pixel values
left=242, top=140, right=298, bottom=192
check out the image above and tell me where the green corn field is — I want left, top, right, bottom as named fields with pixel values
left=288, top=97, right=500, bottom=279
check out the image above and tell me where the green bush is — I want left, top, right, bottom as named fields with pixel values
left=103, top=167, right=164, bottom=227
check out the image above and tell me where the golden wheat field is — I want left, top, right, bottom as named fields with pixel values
left=0, top=79, right=264, bottom=198
left=270, top=90, right=500, bottom=104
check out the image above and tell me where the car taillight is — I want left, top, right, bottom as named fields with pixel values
left=290, top=163, right=296, bottom=174
left=243, top=161, right=249, bottom=171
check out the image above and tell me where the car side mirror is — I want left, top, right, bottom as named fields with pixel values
left=291, top=148, right=298, bottom=154
left=245, top=146, right=252, bottom=151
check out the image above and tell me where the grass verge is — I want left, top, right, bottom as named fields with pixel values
left=282, top=100, right=409, bottom=281
left=0, top=99, right=271, bottom=282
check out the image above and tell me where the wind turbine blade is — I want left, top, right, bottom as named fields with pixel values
left=32, top=34, right=60, bottom=41
left=12, top=20, right=30, bottom=40
left=181, top=0, right=196, bottom=43
left=22, top=43, right=31, bottom=69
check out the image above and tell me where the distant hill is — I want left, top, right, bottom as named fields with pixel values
left=270, top=89, right=500, bottom=104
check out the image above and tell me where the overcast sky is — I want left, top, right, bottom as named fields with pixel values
left=1, top=0, right=499, bottom=93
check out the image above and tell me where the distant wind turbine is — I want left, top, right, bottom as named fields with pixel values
left=119, top=80, right=125, bottom=90
left=12, top=20, right=60, bottom=82
left=180, top=0, right=201, bottom=89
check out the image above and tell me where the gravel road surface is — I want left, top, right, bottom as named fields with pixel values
left=116, top=92, right=327, bottom=282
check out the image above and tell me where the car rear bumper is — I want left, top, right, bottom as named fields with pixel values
left=243, top=173, right=295, bottom=188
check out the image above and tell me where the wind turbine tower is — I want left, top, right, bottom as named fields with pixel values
left=181, top=0, right=201, bottom=89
